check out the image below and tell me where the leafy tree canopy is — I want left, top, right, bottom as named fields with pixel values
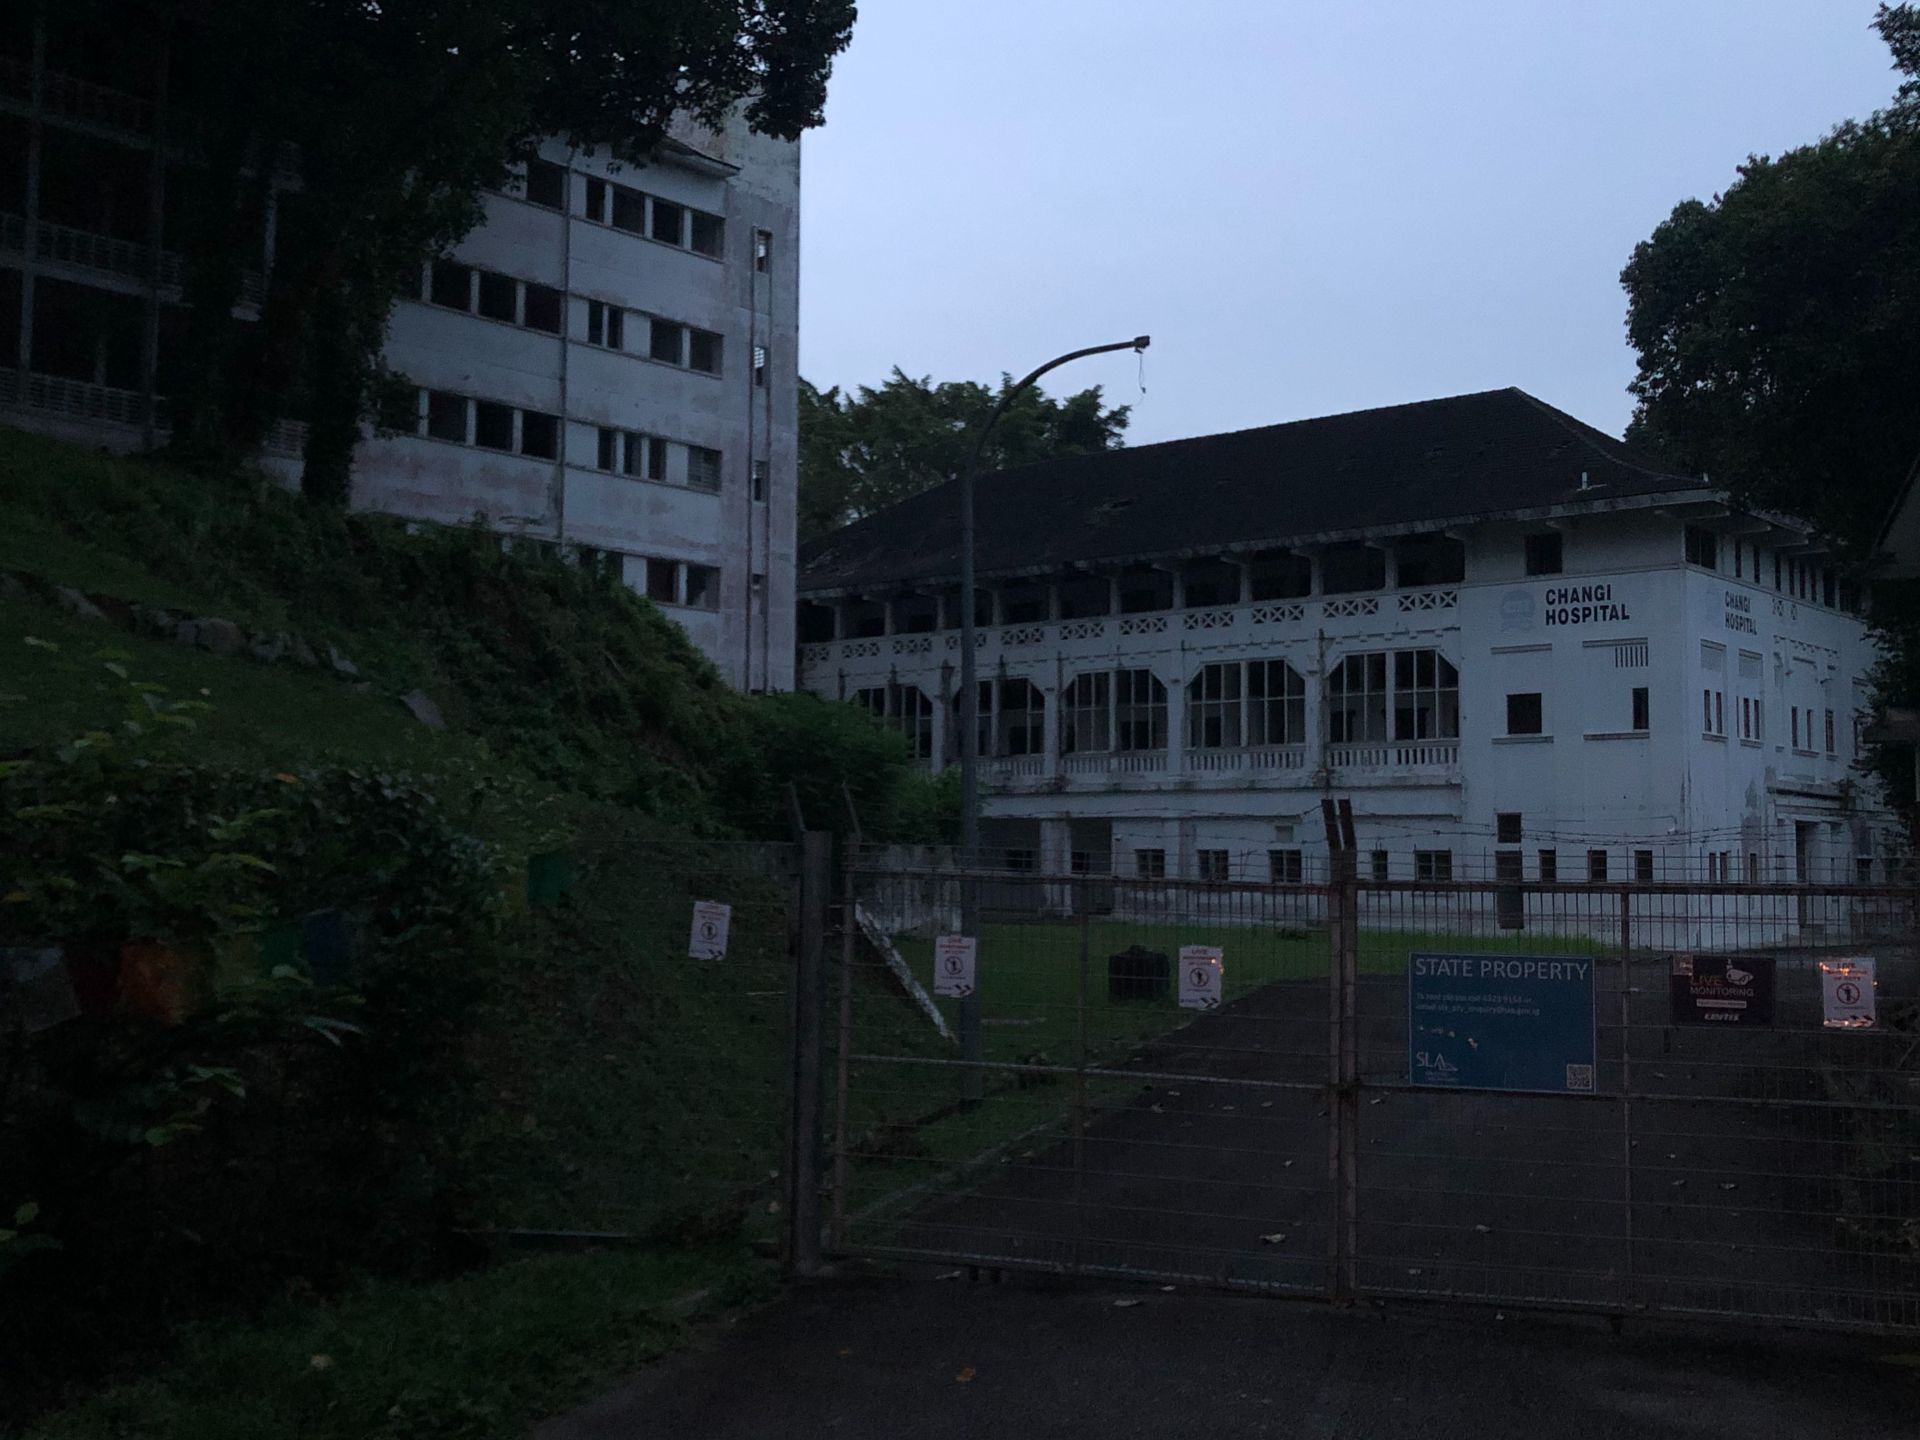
left=799, top=369, right=1132, bottom=542
left=1621, top=4, right=1920, bottom=554
left=49, top=0, right=856, bottom=499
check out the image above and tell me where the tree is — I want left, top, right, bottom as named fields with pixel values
left=1621, top=5, right=1920, bottom=819
left=55, top=0, right=856, bottom=501
left=799, top=369, right=1132, bottom=541
left=1621, top=5, right=1920, bottom=552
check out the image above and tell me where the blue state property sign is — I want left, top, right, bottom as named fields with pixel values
left=1408, top=952, right=1597, bottom=1095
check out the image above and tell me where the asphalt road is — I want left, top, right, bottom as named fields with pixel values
left=543, top=1272, right=1920, bottom=1439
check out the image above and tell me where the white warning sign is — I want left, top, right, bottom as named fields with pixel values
left=933, top=934, right=977, bottom=998
left=1820, top=956, right=1876, bottom=1029
left=1178, top=945, right=1224, bottom=1010
left=688, top=900, right=732, bottom=960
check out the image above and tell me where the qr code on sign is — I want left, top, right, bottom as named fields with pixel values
left=1566, top=1064, right=1595, bottom=1092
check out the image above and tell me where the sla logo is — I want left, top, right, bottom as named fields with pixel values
left=1413, top=1050, right=1459, bottom=1076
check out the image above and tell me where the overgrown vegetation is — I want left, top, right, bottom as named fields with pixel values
left=0, top=429, right=955, bottom=1430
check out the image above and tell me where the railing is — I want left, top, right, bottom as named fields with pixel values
left=0, top=367, right=160, bottom=429
left=5, top=212, right=266, bottom=304
left=981, top=755, right=1046, bottom=779
left=891, top=634, right=933, bottom=656
left=1187, top=745, right=1308, bottom=773
left=1327, top=740, right=1459, bottom=771
left=1398, top=588, right=1458, bottom=612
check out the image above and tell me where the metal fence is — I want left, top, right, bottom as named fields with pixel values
left=814, top=851, right=1920, bottom=1333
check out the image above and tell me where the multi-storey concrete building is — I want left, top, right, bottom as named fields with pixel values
left=0, top=23, right=795, bottom=688
left=798, top=388, right=1896, bottom=895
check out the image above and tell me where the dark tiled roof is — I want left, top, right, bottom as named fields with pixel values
left=799, top=387, right=1704, bottom=594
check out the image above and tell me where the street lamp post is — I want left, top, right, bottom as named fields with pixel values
left=955, top=335, right=1150, bottom=1097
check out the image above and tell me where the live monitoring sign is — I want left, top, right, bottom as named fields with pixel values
left=1408, top=952, right=1596, bottom=1095
left=1669, top=954, right=1775, bottom=1027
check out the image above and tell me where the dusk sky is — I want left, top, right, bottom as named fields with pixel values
left=799, top=2, right=1900, bottom=447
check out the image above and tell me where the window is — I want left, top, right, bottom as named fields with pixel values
left=425, top=389, right=466, bottom=442
left=473, top=400, right=515, bottom=451
left=587, top=300, right=624, bottom=348
left=1524, top=531, right=1563, bottom=576
left=429, top=258, right=471, bottom=310
left=1063, top=672, right=1110, bottom=754
left=1248, top=660, right=1306, bottom=744
left=1538, top=849, right=1558, bottom=882
left=1393, top=650, right=1459, bottom=741
left=1747, top=852, right=1760, bottom=884
left=753, top=228, right=772, bottom=272
left=1825, top=709, right=1836, bottom=754
left=686, top=445, right=723, bottom=493
left=1135, top=848, right=1166, bottom=881
left=650, top=197, right=685, bottom=245
left=1003, top=848, right=1037, bottom=873
left=1733, top=542, right=1742, bottom=579
left=525, top=159, right=567, bottom=209
left=1496, top=849, right=1524, bottom=929
left=597, top=427, right=619, bottom=472
left=752, top=344, right=768, bottom=387
left=583, top=177, right=609, bottom=223
left=1393, top=533, right=1464, bottom=588
left=1187, top=662, right=1243, bottom=749
left=1269, top=849, right=1303, bottom=884
left=523, top=283, right=562, bottom=334
left=688, top=328, right=723, bottom=375
left=1857, top=857, right=1874, bottom=884
left=1114, top=669, right=1167, bottom=751
left=689, top=209, right=725, bottom=257
left=1631, top=686, right=1649, bottom=731
left=650, top=319, right=685, bottom=364
left=682, top=564, right=720, bottom=610
left=1774, top=553, right=1783, bottom=590
left=1791, top=707, right=1801, bottom=749
left=643, top=435, right=669, bottom=481
left=1684, top=525, right=1718, bottom=569
left=610, top=183, right=646, bottom=234
left=1587, top=849, right=1609, bottom=883
left=1322, top=542, right=1386, bottom=594
left=1248, top=550, right=1312, bottom=600
left=1197, top=849, right=1230, bottom=884
left=476, top=271, right=517, bottom=322
left=1370, top=849, right=1389, bottom=882
left=751, top=460, right=769, bottom=502
left=854, top=683, right=934, bottom=760
left=1634, top=849, right=1655, bottom=882
left=1414, top=850, right=1452, bottom=882
left=1506, top=693, right=1543, bottom=736
left=519, top=409, right=558, bottom=459
left=1703, top=689, right=1724, bottom=736
left=1497, top=812, right=1523, bottom=844
left=1740, top=695, right=1757, bottom=741
left=996, top=679, right=1044, bottom=756
left=1328, top=652, right=1388, bottom=743
left=645, top=559, right=677, bottom=605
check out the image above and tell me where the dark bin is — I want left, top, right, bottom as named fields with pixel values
left=1108, top=945, right=1170, bottom=1001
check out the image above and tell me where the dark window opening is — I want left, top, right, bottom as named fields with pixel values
left=426, top=389, right=466, bottom=442
left=1181, top=558, right=1240, bottom=608
left=1269, top=849, right=1304, bottom=884
left=1506, top=693, right=1543, bottom=736
left=646, top=560, right=677, bottom=605
left=751, top=460, right=769, bottom=502
left=688, top=328, right=723, bottom=374
left=597, top=427, right=618, bottom=472
left=650, top=197, right=685, bottom=245
left=683, top=564, right=719, bottom=610
left=1496, top=812, right=1523, bottom=844
left=1631, top=686, right=1650, bottom=731
left=429, top=258, right=472, bottom=310
left=1414, top=850, right=1452, bottom=882
left=690, top=209, right=725, bottom=257
left=1684, top=525, right=1718, bottom=569
left=473, top=400, right=514, bottom=451
left=610, top=183, right=646, bottom=234
left=1135, top=849, right=1166, bottom=881
left=1524, top=531, right=1563, bottom=576
left=754, top=228, right=772, bottom=272
left=476, top=270, right=517, bottom=323
left=1117, top=566, right=1173, bottom=614
left=1538, top=849, right=1558, bottom=882
left=583, top=177, right=608, bottom=222
left=686, top=445, right=722, bottom=492
left=1634, top=849, right=1655, bottom=883
left=1393, top=532, right=1465, bottom=588
left=650, top=319, right=685, bottom=365
left=1587, top=849, right=1609, bottom=883
left=525, top=159, right=567, bottom=209
left=1321, top=542, right=1387, bottom=594
left=1248, top=550, right=1313, bottom=601
left=519, top=409, right=558, bottom=460
left=522, top=283, right=562, bottom=334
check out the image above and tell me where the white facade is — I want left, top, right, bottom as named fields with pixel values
left=801, top=486, right=1895, bottom=898
left=0, top=33, right=795, bottom=689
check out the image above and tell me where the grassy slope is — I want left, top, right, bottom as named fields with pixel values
left=0, top=430, right=952, bottom=1435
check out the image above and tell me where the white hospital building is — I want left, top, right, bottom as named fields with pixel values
left=798, top=388, right=1896, bottom=896
left=2, top=19, right=796, bottom=689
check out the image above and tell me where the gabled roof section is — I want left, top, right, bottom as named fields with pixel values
left=799, top=387, right=1707, bottom=594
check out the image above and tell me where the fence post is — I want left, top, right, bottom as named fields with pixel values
left=1324, top=827, right=1359, bottom=1306
left=1617, top=887, right=1636, bottom=1315
left=829, top=838, right=857, bottom=1252
left=787, top=830, right=831, bottom=1276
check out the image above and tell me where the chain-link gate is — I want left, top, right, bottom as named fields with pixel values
left=815, top=850, right=1920, bottom=1333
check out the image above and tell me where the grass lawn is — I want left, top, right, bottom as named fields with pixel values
left=27, top=1249, right=766, bottom=1440
left=837, top=914, right=1604, bottom=1226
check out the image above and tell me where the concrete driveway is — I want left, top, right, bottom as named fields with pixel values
left=543, top=1271, right=1920, bottom=1439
